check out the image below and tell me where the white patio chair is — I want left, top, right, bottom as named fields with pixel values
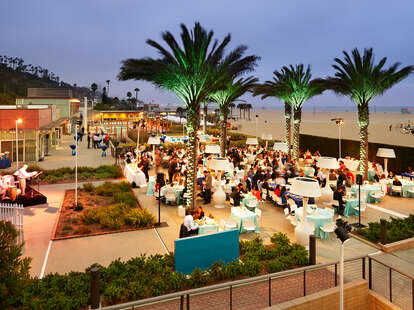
left=392, top=186, right=402, bottom=197
left=242, top=219, right=256, bottom=232
left=287, top=199, right=297, bottom=214
left=407, top=189, right=414, bottom=197
left=289, top=216, right=298, bottom=227
left=321, top=222, right=336, bottom=235
left=283, top=208, right=290, bottom=220
left=230, top=197, right=235, bottom=205
left=255, top=208, right=262, bottom=226
left=370, top=191, right=384, bottom=201
left=353, top=202, right=367, bottom=218
left=220, top=219, right=237, bottom=231
left=248, top=200, right=258, bottom=210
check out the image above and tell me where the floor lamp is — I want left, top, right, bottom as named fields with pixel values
left=376, top=148, right=395, bottom=176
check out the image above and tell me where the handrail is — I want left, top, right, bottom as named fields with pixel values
left=368, top=253, right=414, bottom=280
left=99, top=254, right=367, bottom=310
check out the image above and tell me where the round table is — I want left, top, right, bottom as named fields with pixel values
left=295, top=207, right=334, bottom=239
left=351, top=184, right=381, bottom=203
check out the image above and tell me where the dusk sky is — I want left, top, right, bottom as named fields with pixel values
left=2, top=0, right=413, bottom=109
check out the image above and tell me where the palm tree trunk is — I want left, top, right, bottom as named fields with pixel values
left=185, top=108, right=199, bottom=210
left=284, top=103, right=292, bottom=159
left=357, top=104, right=369, bottom=179
left=248, top=108, right=251, bottom=120
left=292, top=107, right=302, bottom=160
left=220, top=115, right=228, bottom=157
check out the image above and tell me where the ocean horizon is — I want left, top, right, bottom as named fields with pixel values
left=254, top=105, right=414, bottom=113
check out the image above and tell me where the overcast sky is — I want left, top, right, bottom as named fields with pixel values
left=2, top=0, right=413, bottom=108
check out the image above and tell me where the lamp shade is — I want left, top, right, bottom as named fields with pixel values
left=376, top=148, right=396, bottom=158
left=317, top=157, right=339, bottom=169
left=147, top=136, right=161, bottom=145
left=205, top=144, right=220, bottom=154
left=290, top=177, right=321, bottom=198
left=262, top=133, right=273, bottom=140
left=273, top=142, right=288, bottom=152
left=246, top=138, right=259, bottom=145
left=208, top=157, right=232, bottom=171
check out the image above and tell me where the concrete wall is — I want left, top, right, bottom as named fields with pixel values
left=38, top=108, right=52, bottom=127
left=16, top=98, right=71, bottom=118
left=0, top=109, right=40, bottom=129
left=265, top=280, right=401, bottom=310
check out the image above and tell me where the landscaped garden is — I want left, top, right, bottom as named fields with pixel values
left=27, top=165, right=123, bottom=184
left=2, top=222, right=309, bottom=310
left=54, top=182, right=154, bottom=239
left=356, top=215, right=414, bottom=244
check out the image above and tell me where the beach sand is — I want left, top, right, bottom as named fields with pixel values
left=233, top=109, right=414, bottom=148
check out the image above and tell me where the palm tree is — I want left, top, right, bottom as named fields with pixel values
left=118, top=22, right=259, bottom=209
left=209, top=77, right=258, bottom=156
left=91, top=83, right=98, bottom=99
left=245, top=103, right=253, bottom=120
left=326, top=48, right=413, bottom=178
left=229, top=102, right=235, bottom=118
left=281, top=64, right=325, bottom=160
left=253, top=75, right=293, bottom=158
left=134, top=88, right=140, bottom=101
left=176, top=107, right=185, bottom=123
left=237, top=103, right=244, bottom=118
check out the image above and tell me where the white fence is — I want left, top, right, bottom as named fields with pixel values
left=0, top=203, right=24, bottom=246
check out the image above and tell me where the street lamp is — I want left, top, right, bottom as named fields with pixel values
left=334, top=218, right=352, bottom=310
left=331, top=118, right=344, bottom=159
left=15, top=118, right=22, bottom=169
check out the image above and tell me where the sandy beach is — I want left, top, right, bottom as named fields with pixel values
left=233, top=109, right=414, bottom=148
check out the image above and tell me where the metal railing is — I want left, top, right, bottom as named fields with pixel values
left=0, top=203, right=24, bottom=246
left=99, top=255, right=367, bottom=310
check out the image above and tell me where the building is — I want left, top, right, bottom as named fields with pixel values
left=15, top=88, right=80, bottom=119
left=0, top=105, right=63, bottom=162
left=92, top=110, right=145, bottom=123
left=143, top=103, right=160, bottom=118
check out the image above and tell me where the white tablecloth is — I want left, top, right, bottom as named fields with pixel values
left=339, top=158, right=359, bottom=171
left=124, top=164, right=146, bottom=186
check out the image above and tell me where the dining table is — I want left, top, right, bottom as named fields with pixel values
left=351, top=184, right=381, bottom=203
left=242, top=194, right=258, bottom=210
left=124, top=163, right=146, bottom=187
left=230, top=207, right=260, bottom=233
left=196, top=217, right=220, bottom=235
left=343, top=197, right=359, bottom=217
left=295, top=206, right=334, bottom=239
left=281, top=191, right=314, bottom=207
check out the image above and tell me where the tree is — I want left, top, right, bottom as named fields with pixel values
left=209, top=77, right=258, bottom=156
left=91, top=83, right=98, bottom=99
left=118, top=22, right=259, bottom=209
left=0, top=221, right=31, bottom=308
left=245, top=103, right=253, bottom=120
left=237, top=103, right=244, bottom=118
left=325, top=48, right=413, bottom=178
left=280, top=64, right=325, bottom=160
left=253, top=75, right=293, bottom=158
left=229, top=102, right=235, bottom=118
left=106, top=80, right=110, bottom=96
left=134, top=87, right=140, bottom=100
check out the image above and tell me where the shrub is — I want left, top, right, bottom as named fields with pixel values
left=267, top=259, right=288, bottom=273
left=62, top=224, right=72, bottom=231
left=358, top=215, right=414, bottom=243
left=114, top=192, right=137, bottom=207
left=82, top=183, right=95, bottom=192
left=124, top=208, right=155, bottom=228
left=80, top=208, right=100, bottom=225
left=242, top=259, right=263, bottom=277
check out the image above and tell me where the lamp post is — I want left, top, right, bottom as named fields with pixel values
left=334, top=218, right=352, bottom=310
left=15, top=118, right=22, bottom=169
left=255, top=114, right=259, bottom=139
left=331, top=118, right=344, bottom=159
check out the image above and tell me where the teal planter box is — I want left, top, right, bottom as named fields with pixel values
left=174, top=230, right=239, bottom=275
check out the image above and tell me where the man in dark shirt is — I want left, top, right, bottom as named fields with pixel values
left=333, top=185, right=345, bottom=215
left=231, top=185, right=243, bottom=206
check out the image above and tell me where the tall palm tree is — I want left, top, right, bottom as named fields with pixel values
left=209, top=77, right=258, bottom=156
left=237, top=103, right=244, bottom=118
left=118, top=22, right=259, bottom=209
left=91, top=83, right=98, bottom=99
left=253, top=75, right=293, bottom=158
left=245, top=103, right=253, bottom=120
left=229, top=102, right=235, bottom=118
left=281, top=64, right=325, bottom=160
left=326, top=48, right=413, bottom=178
left=134, top=88, right=140, bottom=100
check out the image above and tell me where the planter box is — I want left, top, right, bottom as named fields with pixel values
left=380, top=236, right=414, bottom=253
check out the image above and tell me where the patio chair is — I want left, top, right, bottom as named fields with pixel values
left=255, top=208, right=262, bottom=226
left=320, top=222, right=336, bottom=235
left=353, top=202, right=367, bottom=218
left=248, top=200, right=258, bottom=210
left=283, top=208, right=290, bottom=220
left=392, top=185, right=402, bottom=197
left=165, top=191, right=177, bottom=205
left=242, top=219, right=256, bottom=232
left=407, top=189, right=414, bottom=197
left=220, top=219, right=238, bottom=231
left=287, top=199, right=297, bottom=214
left=332, top=199, right=339, bottom=214
left=230, top=197, right=235, bottom=205
left=370, top=191, right=384, bottom=201
left=289, top=216, right=298, bottom=227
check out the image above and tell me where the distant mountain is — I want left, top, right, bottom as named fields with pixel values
left=0, top=55, right=93, bottom=104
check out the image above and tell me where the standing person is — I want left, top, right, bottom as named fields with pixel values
left=168, top=157, right=177, bottom=183
left=87, top=132, right=91, bottom=149
left=203, top=170, right=212, bottom=204
left=15, top=164, right=36, bottom=196
left=141, top=156, right=150, bottom=182
left=333, top=185, right=345, bottom=215
left=183, top=209, right=199, bottom=236
left=154, top=149, right=161, bottom=175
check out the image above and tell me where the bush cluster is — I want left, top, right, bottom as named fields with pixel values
left=357, top=215, right=414, bottom=243
left=3, top=229, right=307, bottom=310
left=79, top=182, right=154, bottom=230
left=27, top=165, right=123, bottom=183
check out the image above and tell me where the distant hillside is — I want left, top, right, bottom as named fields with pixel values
left=0, top=55, right=93, bottom=104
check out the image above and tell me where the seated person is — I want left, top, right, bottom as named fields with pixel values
left=230, top=185, right=243, bottom=207
left=345, top=175, right=354, bottom=187
left=345, top=169, right=355, bottom=183
left=196, top=206, right=205, bottom=220
left=393, top=176, right=402, bottom=186
left=183, top=209, right=199, bottom=235
left=388, top=171, right=394, bottom=179
left=252, top=185, right=262, bottom=201
left=333, top=185, right=346, bottom=215
left=328, top=169, right=337, bottom=181
left=274, top=184, right=282, bottom=198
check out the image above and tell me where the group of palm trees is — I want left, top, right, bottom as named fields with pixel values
left=118, top=22, right=413, bottom=210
